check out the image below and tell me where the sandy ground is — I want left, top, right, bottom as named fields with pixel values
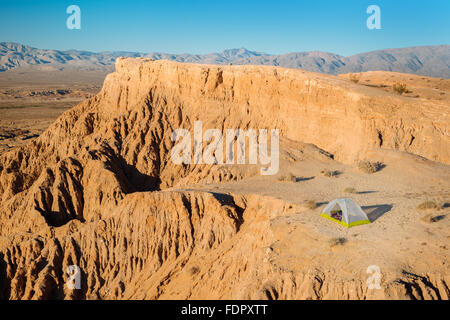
left=173, top=141, right=450, bottom=288
left=339, top=71, right=450, bottom=102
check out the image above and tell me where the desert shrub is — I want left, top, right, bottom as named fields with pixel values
left=420, top=214, right=444, bottom=223
left=189, top=266, right=200, bottom=275
left=392, top=82, right=408, bottom=95
left=302, top=200, right=317, bottom=210
left=357, top=160, right=383, bottom=174
left=421, top=214, right=436, bottom=223
left=421, top=214, right=433, bottom=223
left=278, top=172, right=296, bottom=182
left=343, top=187, right=357, bottom=194
left=328, top=237, right=347, bottom=247
left=321, top=169, right=339, bottom=177
left=417, top=200, right=442, bottom=211
left=349, top=74, right=360, bottom=83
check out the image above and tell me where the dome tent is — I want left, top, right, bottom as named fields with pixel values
left=321, top=198, right=371, bottom=228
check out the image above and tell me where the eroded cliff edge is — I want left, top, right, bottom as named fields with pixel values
left=107, top=58, right=449, bottom=165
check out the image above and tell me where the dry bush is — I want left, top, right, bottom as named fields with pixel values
left=392, top=82, right=408, bottom=95
left=343, top=187, right=357, bottom=194
left=357, top=160, right=383, bottom=174
left=328, top=237, right=347, bottom=247
left=302, top=200, right=317, bottom=210
left=278, top=172, right=296, bottom=182
left=417, top=200, right=442, bottom=211
left=189, top=266, right=200, bottom=275
left=321, top=169, right=339, bottom=177
left=421, top=214, right=444, bottom=224
left=349, top=74, right=360, bottom=83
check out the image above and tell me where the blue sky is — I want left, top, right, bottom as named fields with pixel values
left=0, top=0, right=449, bottom=56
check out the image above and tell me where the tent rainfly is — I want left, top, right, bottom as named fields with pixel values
left=321, top=198, right=371, bottom=228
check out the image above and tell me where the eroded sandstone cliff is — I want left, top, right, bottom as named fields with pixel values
left=0, top=59, right=448, bottom=300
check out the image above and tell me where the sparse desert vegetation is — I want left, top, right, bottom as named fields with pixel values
left=302, top=200, right=317, bottom=210
left=189, top=266, right=200, bottom=275
left=349, top=74, right=360, bottom=83
left=343, top=187, right=357, bottom=194
left=357, top=160, right=383, bottom=174
left=421, top=214, right=434, bottom=223
left=321, top=169, right=339, bottom=177
left=339, top=71, right=450, bottom=102
left=392, top=82, right=409, bottom=95
left=417, top=200, right=442, bottom=211
left=421, top=213, right=445, bottom=224
left=278, top=172, right=297, bottom=182
left=328, top=237, right=347, bottom=247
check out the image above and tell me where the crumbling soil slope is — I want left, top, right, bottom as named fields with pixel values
left=0, top=59, right=448, bottom=300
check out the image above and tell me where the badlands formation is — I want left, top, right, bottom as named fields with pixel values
left=0, top=58, right=449, bottom=300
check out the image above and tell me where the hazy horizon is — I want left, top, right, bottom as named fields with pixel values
left=2, top=41, right=449, bottom=58
left=1, top=0, right=449, bottom=56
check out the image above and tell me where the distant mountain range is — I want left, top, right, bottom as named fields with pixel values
left=1, top=42, right=449, bottom=78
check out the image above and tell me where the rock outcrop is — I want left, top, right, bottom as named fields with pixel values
left=0, top=59, right=448, bottom=300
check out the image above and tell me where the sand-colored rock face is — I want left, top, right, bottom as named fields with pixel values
left=109, top=58, right=449, bottom=164
left=0, top=59, right=448, bottom=300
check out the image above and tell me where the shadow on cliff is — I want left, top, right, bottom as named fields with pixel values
left=121, top=160, right=161, bottom=192
left=210, top=192, right=245, bottom=230
left=0, top=252, right=8, bottom=299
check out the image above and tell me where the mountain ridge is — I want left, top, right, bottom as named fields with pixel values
left=1, top=42, right=449, bottom=78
